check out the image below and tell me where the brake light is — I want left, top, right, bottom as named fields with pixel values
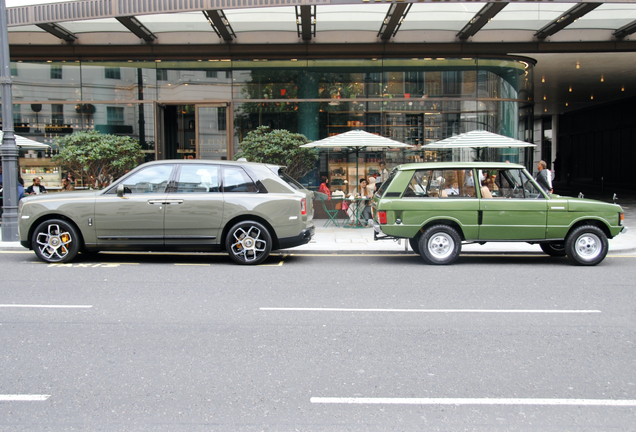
left=301, top=198, right=307, bottom=215
left=378, top=211, right=387, bottom=224
left=619, top=212, right=624, bottom=225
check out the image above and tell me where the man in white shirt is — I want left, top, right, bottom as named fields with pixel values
left=25, top=177, right=47, bottom=195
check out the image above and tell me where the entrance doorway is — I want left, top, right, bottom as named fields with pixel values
left=156, top=103, right=231, bottom=160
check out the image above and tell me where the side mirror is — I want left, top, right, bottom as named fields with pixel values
left=117, top=184, right=125, bottom=198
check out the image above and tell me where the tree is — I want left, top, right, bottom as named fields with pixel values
left=234, top=126, right=318, bottom=179
left=52, top=130, right=144, bottom=188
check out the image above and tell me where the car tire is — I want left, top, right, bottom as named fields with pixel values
left=565, top=225, right=608, bottom=266
left=409, top=236, right=421, bottom=256
left=226, top=220, right=273, bottom=265
left=419, top=225, right=462, bottom=265
left=32, top=218, right=81, bottom=263
left=540, top=242, right=566, bottom=257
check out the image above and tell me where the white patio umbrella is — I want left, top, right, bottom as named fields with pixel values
left=301, top=130, right=414, bottom=189
left=0, top=131, right=51, bottom=150
left=423, top=130, right=535, bottom=161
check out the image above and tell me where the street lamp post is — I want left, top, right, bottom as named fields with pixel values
left=1, top=0, right=20, bottom=241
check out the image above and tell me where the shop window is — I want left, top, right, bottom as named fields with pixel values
left=206, top=70, right=218, bottom=78
left=51, top=104, right=64, bottom=125
left=10, top=63, right=18, bottom=76
left=217, top=108, right=226, bottom=131
left=12, top=104, right=21, bottom=124
left=157, top=69, right=168, bottom=81
left=50, top=65, right=62, bottom=80
left=442, top=71, right=461, bottom=95
left=105, top=67, right=121, bottom=80
left=106, top=107, right=125, bottom=125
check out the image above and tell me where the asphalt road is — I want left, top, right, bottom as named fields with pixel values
left=1, top=250, right=635, bottom=431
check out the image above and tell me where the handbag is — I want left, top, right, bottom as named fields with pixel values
left=341, top=201, right=349, bottom=211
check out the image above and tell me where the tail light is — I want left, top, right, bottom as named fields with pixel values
left=301, top=198, right=307, bottom=216
left=619, top=212, right=624, bottom=226
left=378, top=210, right=387, bottom=224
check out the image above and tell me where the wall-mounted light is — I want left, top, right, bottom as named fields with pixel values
left=591, top=94, right=594, bottom=100
left=566, top=102, right=569, bottom=106
left=622, top=85, right=625, bottom=91
left=543, top=95, right=547, bottom=100
left=542, top=76, right=545, bottom=83
left=576, top=62, right=580, bottom=69
left=601, top=75, right=604, bottom=82
left=569, top=86, right=572, bottom=92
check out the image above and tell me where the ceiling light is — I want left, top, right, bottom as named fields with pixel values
left=569, top=86, right=572, bottom=92
left=591, top=94, right=594, bottom=100
left=566, top=102, right=569, bottom=106
left=601, top=75, right=604, bottom=82
left=543, top=95, right=547, bottom=100
left=576, top=62, right=580, bottom=69
left=542, top=76, right=545, bottom=83
left=622, top=85, right=625, bottom=91
left=544, top=108, right=547, bottom=112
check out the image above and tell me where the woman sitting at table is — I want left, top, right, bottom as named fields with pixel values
left=318, top=176, right=331, bottom=200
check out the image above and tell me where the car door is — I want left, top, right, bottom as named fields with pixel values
left=94, top=164, right=175, bottom=247
left=478, top=168, right=548, bottom=240
left=163, top=163, right=224, bottom=248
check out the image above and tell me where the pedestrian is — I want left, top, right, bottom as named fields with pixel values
left=535, top=160, right=552, bottom=194
left=18, top=177, right=25, bottom=201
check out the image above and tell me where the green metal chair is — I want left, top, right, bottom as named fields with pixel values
left=316, top=194, right=340, bottom=228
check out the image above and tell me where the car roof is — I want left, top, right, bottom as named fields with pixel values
left=142, top=159, right=283, bottom=170
left=396, top=162, right=525, bottom=171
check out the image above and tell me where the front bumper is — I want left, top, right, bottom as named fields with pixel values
left=278, top=225, right=315, bottom=249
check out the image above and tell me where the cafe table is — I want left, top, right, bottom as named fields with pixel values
left=341, top=197, right=371, bottom=228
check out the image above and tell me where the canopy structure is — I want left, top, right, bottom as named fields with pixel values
left=0, top=132, right=51, bottom=150
left=423, top=130, right=535, bottom=161
left=423, top=130, right=536, bottom=150
left=300, top=130, right=414, bottom=150
left=302, top=130, right=413, bottom=193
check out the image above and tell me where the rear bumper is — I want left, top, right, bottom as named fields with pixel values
left=278, top=225, right=315, bottom=249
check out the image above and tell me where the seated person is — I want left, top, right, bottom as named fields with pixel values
left=445, top=181, right=460, bottom=196
left=480, top=180, right=493, bottom=198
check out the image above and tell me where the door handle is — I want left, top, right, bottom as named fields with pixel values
left=164, top=200, right=184, bottom=205
left=148, top=200, right=164, bottom=205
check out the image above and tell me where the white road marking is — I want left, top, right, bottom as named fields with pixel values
left=311, top=397, right=636, bottom=406
left=261, top=307, right=601, bottom=314
left=0, top=304, right=93, bottom=309
left=0, top=395, right=50, bottom=401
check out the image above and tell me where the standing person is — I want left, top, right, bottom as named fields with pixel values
left=535, top=160, right=552, bottom=194
left=17, top=177, right=25, bottom=201
left=318, top=175, right=331, bottom=200
left=357, top=178, right=372, bottom=226
left=25, top=176, right=47, bottom=195
left=379, top=161, right=389, bottom=183
left=61, top=177, right=75, bottom=191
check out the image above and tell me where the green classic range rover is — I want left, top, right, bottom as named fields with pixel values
left=19, top=160, right=315, bottom=265
left=371, top=162, right=627, bottom=266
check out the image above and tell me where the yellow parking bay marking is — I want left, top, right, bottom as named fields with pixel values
left=261, top=307, right=601, bottom=314
left=175, top=263, right=210, bottom=266
left=0, top=395, right=51, bottom=401
left=46, top=263, right=139, bottom=268
left=0, top=304, right=92, bottom=309
left=311, top=397, right=636, bottom=407
left=259, top=255, right=287, bottom=267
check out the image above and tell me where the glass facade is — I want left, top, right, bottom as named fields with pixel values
left=1, top=57, right=534, bottom=191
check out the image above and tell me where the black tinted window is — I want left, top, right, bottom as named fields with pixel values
left=376, top=169, right=396, bottom=197
left=223, top=167, right=258, bottom=193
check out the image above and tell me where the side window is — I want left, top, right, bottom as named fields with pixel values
left=223, top=167, right=258, bottom=193
left=477, top=169, right=544, bottom=199
left=403, top=169, right=476, bottom=198
left=120, top=165, right=173, bottom=194
left=176, top=165, right=219, bottom=193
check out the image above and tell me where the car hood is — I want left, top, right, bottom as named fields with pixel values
left=21, top=189, right=101, bottom=203
left=556, top=196, right=623, bottom=212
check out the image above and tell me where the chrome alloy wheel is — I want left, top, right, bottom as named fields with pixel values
left=35, top=224, right=73, bottom=262
left=427, top=232, right=454, bottom=260
left=574, top=232, right=603, bottom=262
left=230, top=225, right=268, bottom=263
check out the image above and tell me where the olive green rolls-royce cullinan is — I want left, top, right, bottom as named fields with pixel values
left=371, top=162, right=627, bottom=266
left=19, top=160, right=315, bottom=265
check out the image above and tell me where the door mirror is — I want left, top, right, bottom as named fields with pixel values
left=117, top=184, right=125, bottom=197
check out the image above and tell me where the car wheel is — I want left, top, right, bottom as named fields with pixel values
left=226, top=221, right=272, bottom=265
left=419, top=225, right=461, bottom=265
left=32, top=219, right=81, bottom=263
left=565, top=225, right=608, bottom=266
left=409, top=236, right=421, bottom=255
left=540, top=242, right=566, bottom=257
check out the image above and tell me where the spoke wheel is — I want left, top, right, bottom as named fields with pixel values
left=540, top=242, right=566, bottom=257
left=32, top=219, right=81, bottom=263
left=565, top=225, right=608, bottom=266
left=419, top=225, right=461, bottom=265
left=226, top=221, right=272, bottom=265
